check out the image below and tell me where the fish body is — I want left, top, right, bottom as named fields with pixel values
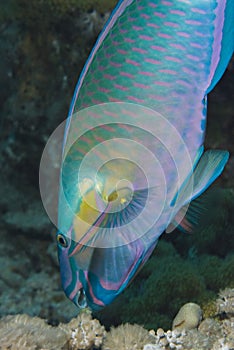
left=57, top=0, right=234, bottom=309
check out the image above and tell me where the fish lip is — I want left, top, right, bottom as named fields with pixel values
left=75, top=288, right=88, bottom=308
left=73, top=287, right=105, bottom=311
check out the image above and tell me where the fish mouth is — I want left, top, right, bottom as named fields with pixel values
left=76, top=288, right=87, bottom=308
left=74, top=287, right=103, bottom=310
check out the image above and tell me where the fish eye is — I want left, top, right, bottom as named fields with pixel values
left=57, top=233, right=68, bottom=248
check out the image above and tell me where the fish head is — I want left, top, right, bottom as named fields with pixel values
left=57, top=159, right=152, bottom=309
left=56, top=230, right=89, bottom=308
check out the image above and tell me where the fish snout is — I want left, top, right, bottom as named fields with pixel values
left=75, top=287, right=87, bottom=308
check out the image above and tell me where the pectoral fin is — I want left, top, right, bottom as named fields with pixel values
left=167, top=149, right=229, bottom=233
left=186, top=149, right=229, bottom=202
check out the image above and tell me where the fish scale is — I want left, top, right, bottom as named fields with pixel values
left=74, top=1, right=213, bottom=96
left=70, top=0, right=221, bottom=159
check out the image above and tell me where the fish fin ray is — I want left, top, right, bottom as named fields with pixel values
left=167, top=198, right=204, bottom=234
left=170, top=145, right=204, bottom=207
left=187, top=150, right=229, bottom=202
left=173, top=150, right=229, bottom=207
left=167, top=150, right=229, bottom=233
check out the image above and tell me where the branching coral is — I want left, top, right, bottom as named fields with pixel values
left=61, top=309, right=106, bottom=349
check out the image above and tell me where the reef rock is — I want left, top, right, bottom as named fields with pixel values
left=172, top=302, right=203, bottom=331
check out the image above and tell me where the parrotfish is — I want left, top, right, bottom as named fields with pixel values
left=56, top=0, right=234, bottom=309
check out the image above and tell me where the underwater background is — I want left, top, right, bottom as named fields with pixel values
left=0, top=0, right=233, bottom=348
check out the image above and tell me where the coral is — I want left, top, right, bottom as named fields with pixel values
left=172, top=303, right=202, bottom=331
left=143, top=345, right=161, bottom=350
left=216, top=288, right=234, bottom=317
left=0, top=311, right=106, bottom=350
left=145, top=328, right=186, bottom=349
left=220, top=318, right=234, bottom=348
left=61, top=309, right=106, bottom=349
left=198, top=318, right=222, bottom=337
left=102, top=323, right=153, bottom=350
left=201, top=299, right=217, bottom=319
left=0, top=314, right=68, bottom=350
left=198, top=317, right=234, bottom=350
left=0, top=289, right=234, bottom=349
left=143, top=290, right=234, bottom=349
left=211, top=337, right=234, bottom=350
left=143, top=317, right=234, bottom=350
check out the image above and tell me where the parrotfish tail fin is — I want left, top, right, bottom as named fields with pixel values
left=206, top=0, right=234, bottom=94
left=167, top=150, right=229, bottom=233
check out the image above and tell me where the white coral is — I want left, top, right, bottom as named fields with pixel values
left=216, top=288, right=234, bottom=316
left=145, top=328, right=186, bottom=350
left=61, top=309, right=106, bottom=350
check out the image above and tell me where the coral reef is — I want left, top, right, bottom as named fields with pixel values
left=0, top=289, right=233, bottom=350
left=144, top=317, right=234, bottom=349
left=143, top=288, right=234, bottom=350
left=0, top=310, right=106, bottom=350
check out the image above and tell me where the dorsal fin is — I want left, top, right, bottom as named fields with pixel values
left=206, top=0, right=234, bottom=94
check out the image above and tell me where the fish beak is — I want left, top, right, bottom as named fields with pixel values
left=76, top=288, right=87, bottom=308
